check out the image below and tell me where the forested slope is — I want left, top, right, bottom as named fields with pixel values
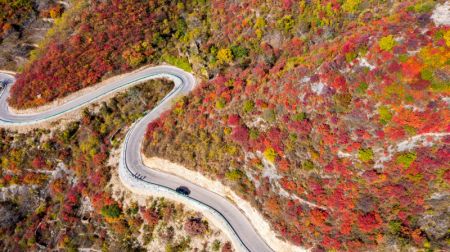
left=8, top=0, right=450, bottom=251
left=0, top=0, right=65, bottom=70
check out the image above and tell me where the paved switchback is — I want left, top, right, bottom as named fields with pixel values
left=0, top=66, right=273, bottom=252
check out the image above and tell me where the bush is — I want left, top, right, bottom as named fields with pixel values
left=378, top=106, right=392, bottom=124
left=162, top=54, right=192, bottom=72
left=379, top=35, right=396, bottom=51
left=215, top=98, right=226, bottom=109
left=225, top=169, right=244, bottom=181
left=216, top=48, right=233, bottom=65
left=231, top=45, right=249, bottom=59
left=264, top=147, right=277, bottom=163
left=396, top=152, right=417, bottom=168
left=358, top=148, right=374, bottom=162
left=242, top=100, right=255, bottom=113
left=184, top=217, right=208, bottom=236
left=342, top=0, right=361, bottom=13
left=101, top=204, right=121, bottom=218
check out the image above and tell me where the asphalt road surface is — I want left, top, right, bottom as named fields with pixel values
left=0, top=66, right=273, bottom=252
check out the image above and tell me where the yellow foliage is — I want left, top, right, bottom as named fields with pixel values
left=445, top=30, right=450, bottom=47
left=216, top=48, right=233, bottom=65
left=379, top=35, right=396, bottom=51
left=342, top=0, right=361, bottom=13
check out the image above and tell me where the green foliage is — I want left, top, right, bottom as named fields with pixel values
left=174, top=18, right=187, bottom=38
left=358, top=148, right=374, bottom=163
left=420, top=68, right=433, bottom=81
left=345, top=52, right=358, bottom=62
left=404, top=125, right=416, bottom=136
left=80, top=136, right=100, bottom=157
left=242, top=100, right=255, bottom=113
left=225, top=169, right=244, bottom=181
left=396, top=152, right=417, bottom=168
left=292, top=112, right=307, bottom=121
left=101, top=204, right=121, bottom=218
left=263, top=147, right=277, bottom=163
left=262, top=109, right=276, bottom=123
left=249, top=128, right=259, bottom=140
left=162, top=54, right=192, bottom=72
left=379, top=35, right=396, bottom=51
left=301, top=160, right=315, bottom=171
left=388, top=220, right=402, bottom=234
left=408, top=1, right=435, bottom=13
left=277, top=15, right=295, bottom=32
left=356, top=82, right=369, bottom=94
left=378, top=106, right=392, bottom=124
left=215, top=98, right=226, bottom=109
left=231, top=45, right=249, bottom=59
left=212, top=240, right=221, bottom=251
left=165, top=237, right=190, bottom=252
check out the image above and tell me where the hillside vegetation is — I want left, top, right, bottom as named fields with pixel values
left=1, top=79, right=233, bottom=251
left=7, top=0, right=450, bottom=251
left=0, top=0, right=65, bottom=70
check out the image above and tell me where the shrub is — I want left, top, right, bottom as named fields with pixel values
left=225, top=169, right=244, bottom=181
left=264, top=147, right=277, bottom=163
left=378, top=106, right=392, bottom=124
left=302, top=160, right=315, bottom=171
left=215, top=98, right=226, bottom=109
left=445, top=30, right=450, bottom=47
left=162, top=54, right=192, bottom=72
left=342, top=0, right=361, bottom=13
left=277, top=15, right=294, bottom=32
left=379, top=35, right=396, bottom=51
left=230, top=45, right=249, bottom=59
left=212, top=240, right=221, bottom=251
left=262, top=109, right=276, bottom=122
left=396, top=152, right=417, bottom=168
left=216, top=48, right=233, bottom=65
left=292, top=112, right=307, bottom=121
left=242, top=100, right=255, bottom=113
left=356, top=82, right=368, bottom=94
left=358, top=148, right=374, bottom=162
left=101, top=204, right=121, bottom=218
left=184, top=217, right=208, bottom=236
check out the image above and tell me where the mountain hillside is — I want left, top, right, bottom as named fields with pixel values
left=5, top=0, right=450, bottom=251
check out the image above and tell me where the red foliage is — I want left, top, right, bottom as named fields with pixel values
left=357, top=212, right=382, bottom=233
left=227, top=114, right=241, bottom=126
left=141, top=207, right=159, bottom=227
left=31, top=156, right=46, bottom=169
left=310, top=209, right=329, bottom=227
left=231, top=125, right=249, bottom=146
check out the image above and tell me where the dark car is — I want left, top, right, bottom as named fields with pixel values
left=175, top=186, right=190, bottom=196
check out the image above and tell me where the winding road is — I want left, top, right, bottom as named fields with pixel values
left=0, top=66, right=273, bottom=252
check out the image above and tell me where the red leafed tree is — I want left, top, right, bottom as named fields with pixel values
left=222, top=242, right=233, bottom=252
left=227, top=114, right=241, bottom=126
left=310, top=209, right=329, bottom=227
left=141, top=207, right=160, bottom=228
left=357, top=212, right=382, bottom=233
left=31, top=156, right=46, bottom=169
left=184, top=217, right=208, bottom=236
left=231, top=125, right=249, bottom=146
